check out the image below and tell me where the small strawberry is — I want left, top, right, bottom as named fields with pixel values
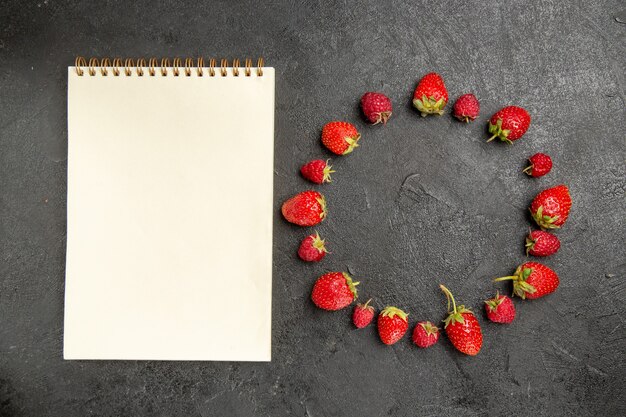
left=311, top=272, right=359, bottom=311
left=452, top=93, right=480, bottom=123
left=377, top=306, right=409, bottom=345
left=413, top=72, right=448, bottom=116
left=484, top=292, right=516, bottom=324
left=439, top=285, right=482, bottom=356
left=352, top=299, right=375, bottom=328
left=530, top=185, right=572, bottom=229
left=298, top=232, right=327, bottom=262
left=487, top=106, right=531, bottom=143
left=300, top=159, right=334, bottom=184
left=523, top=153, right=553, bottom=177
left=281, top=191, right=327, bottom=227
left=494, top=262, right=559, bottom=299
left=321, top=121, right=361, bottom=155
left=526, top=230, right=560, bottom=257
left=361, top=92, right=393, bottom=124
left=412, top=321, right=439, bottom=348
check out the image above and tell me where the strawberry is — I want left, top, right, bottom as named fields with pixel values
left=321, top=121, right=361, bottom=155
left=281, top=191, right=327, bottom=226
left=377, top=306, right=409, bottom=345
left=523, top=153, right=553, bottom=177
left=452, top=93, right=480, bottom=123
left=352, top=299, right=375, bottom=328
left=361, top=92, right=393, bottom=124
left=439, top=285, right=482, bottom=356
left=494, top=262, right=559, bottom=299
left=484, top=292, right=516, bottom=324
left=413, top=72, right=448, bottom=116
left=530, top=185, right=572, bottom=229
left=526, top=230, right=560, bottom=257
left=298, top=232, right=327, bottom=262
left=412, top=321, right=439, bottom=348
left=300, top=159, right=334, bottom=184
left=487, top=106, right=531, bottom=143
left=311, top=272, right=359, bottom=311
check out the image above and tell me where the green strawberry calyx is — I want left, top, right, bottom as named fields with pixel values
left=531, top=205, right=560, bottom=230
left=494, top=266, right=537, bottom=299
left=317, top=195, right=327, bottom=220
left=342, top=272, right=359, bottom=300
left=420, top=321, right=439, bottom=336
left=380, top=306, right=408, bottom=322
left=322, top=160, right=335, bottom=183
left=487, top=118, right=513, bottom=144
left=342, top=133, right=361, bottom=155
left=525, top=234, right=537, bottom=255
left=440, top=284, right=472, bottom=328
left=311, top=231, right=328, bottom=253
left=413, top=94, right=446, bottom=117
left=484, top=291, right=504, bottom=312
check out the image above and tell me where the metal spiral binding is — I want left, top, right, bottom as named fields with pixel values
left=74, top=57, right=265, bottom=77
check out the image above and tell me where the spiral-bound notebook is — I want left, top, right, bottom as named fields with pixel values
left=64, top=57, right=274, bottom=361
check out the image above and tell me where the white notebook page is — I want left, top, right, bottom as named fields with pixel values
left=64, top=66, right=274, bottom=361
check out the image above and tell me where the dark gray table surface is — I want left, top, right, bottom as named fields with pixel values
left=1, top=0, right=625, bottom=416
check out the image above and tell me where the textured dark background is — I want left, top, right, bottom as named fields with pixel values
left=1, top=0, right=625, bottom=416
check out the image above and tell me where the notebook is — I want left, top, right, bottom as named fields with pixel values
left=64, top=57, right=274, bottom=361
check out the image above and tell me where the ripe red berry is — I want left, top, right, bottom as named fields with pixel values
left=484, top=292, right=516, bottom=324
left=440, top=285, right=482, bottom=356
left=321, top=121, right=361, bottom=155
left=311, top=272, right=359, bottom=311
left=523, top=153, right=553, bottom=177
left=352, top=299, right=375, bottom=328
left=530, top=185, right=572, bottom=229
left=487, top=106, right=531, bottom=143
left=494, top=262, right=559, bottom=299
left=281, top=191, right=327, bottom=227
left=300, top=159, right=334, bottom=184
left=413, top=72, right=448, bottom=116
left=452, top=94, right=480, bottom=123
left=297, top=232, right=327, bottom=262
left=526, top=230, right=560, bottom=257
left=361, top=92, right=393, bottom=124
left=377, top=306, right=409, bottom=345
left=412, top=321, right=439, bottom=348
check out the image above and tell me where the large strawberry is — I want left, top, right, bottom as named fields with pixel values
left=530, top=185, right=572, bottom=229
left=494, top=262, right=559, bottom=299
left=413, top=72, right=448, bottom=117
left=281, top=191, right=327, bottom=226
left=487, top=106, right=531, bottom=143
left=439, top=285, right=482, bottom=356
left=377, top=306, right=409, bottom=345
left=311, top=272, right=359, bottom=311
left=321, top=121, right=361, bottom=155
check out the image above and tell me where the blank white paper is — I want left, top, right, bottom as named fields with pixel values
left=64, top=67, right=274, bottom=361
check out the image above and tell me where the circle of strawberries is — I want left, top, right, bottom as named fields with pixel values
left=282, top=72, right=572, bottom=356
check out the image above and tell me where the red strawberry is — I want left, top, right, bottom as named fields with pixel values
left=321, top=121, right=361, bottom=155
left=412, top=321, right=439, bottom=348
left=311, top=272, right=359, bottom=311
left=377, top=306, right=409, bottom=345
left=413, top=72, right=448, bottom=116
left=439, top=285, right=482, bottom=356
left=300, top=159, right=334, bottom=184
left=526, top=230, right=560, bottom=257
left=352, top=299, right=375, bottom=328
left=487, top=106, right=531, bottom=143
left=281, top=191, right=327, bottom=226
left=523, top=153, right=553, bottom=177
left=361, top=92, right=393, bottom=124
left=452, top=94, right=480, bottom=123
left=484, top=292, right=516, bottom=324
left=530, top=185, right=572, bottom=229
left=297, top=232, right=327, bottom=262
left=494, top=262, right=559, bottom=299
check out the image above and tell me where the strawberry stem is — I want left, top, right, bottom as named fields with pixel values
left=493, top=276, right=518, bottom=282
left=486, top=134, right=498, bottom=142
left=363, top=298, right=372, bottom=308
left=439, top=284, right=457, bottom=314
